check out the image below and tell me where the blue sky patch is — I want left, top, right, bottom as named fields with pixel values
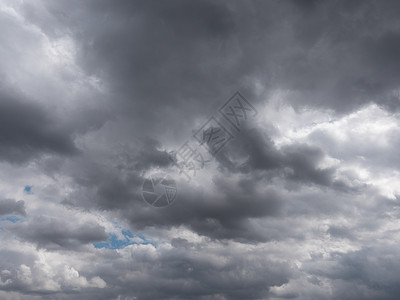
left=0, top=216, right=24, bottom=223
left=24, top=185, right=33, bottom=194
left=94, top=229, right=157, bottom=250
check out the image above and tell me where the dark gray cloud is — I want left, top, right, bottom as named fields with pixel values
left=61, top=149, right=284, bottom=242
left=304, top=245, right=400, bottom=300
left=0, top=199, right=26, bottom=217
left=0, top=87, right=77, bottom=163
left=1, top=0, right=400, bottom=299
left=23, top=0, right=400, bottom=124
left=0, top=240, right=294, bottom=300
left=216, top=125, right=341, bottom=189
left=6, top=216, right=108, bottom=250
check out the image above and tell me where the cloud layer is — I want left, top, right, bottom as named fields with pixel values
left=0, top=0, right=400, bottom=299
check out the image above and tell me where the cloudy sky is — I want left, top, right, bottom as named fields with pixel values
left=1, top=0, right=400, bottom=299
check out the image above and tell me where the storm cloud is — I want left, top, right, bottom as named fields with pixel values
left=0, top=0, right=400, bottom=299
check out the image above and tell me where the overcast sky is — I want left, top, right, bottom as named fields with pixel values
left=1, top=0, right=400, bottom=299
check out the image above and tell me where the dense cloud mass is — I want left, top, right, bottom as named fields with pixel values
left=0, top=0, right=400, bottom=299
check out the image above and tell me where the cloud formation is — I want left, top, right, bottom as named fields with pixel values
left=0, top=0, right=400, bottom=299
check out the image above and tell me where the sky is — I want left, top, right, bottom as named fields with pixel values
left=0, top=0, right=400, bottom=299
